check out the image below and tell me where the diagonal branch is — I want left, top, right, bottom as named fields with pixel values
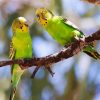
left=82, top=0, right=100, bottom=5
left=0, top=30, right=100, bottom=69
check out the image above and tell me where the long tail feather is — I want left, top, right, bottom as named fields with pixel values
left=84, top=51, right=100, bottom=59
left=84, top=44, right=100, bottom=59
left=10, top=65, right=24, bottom=100
left=9, top=87, right=16, bottom=100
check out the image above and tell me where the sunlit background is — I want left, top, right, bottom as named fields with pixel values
left=0, top=0, right=100, bottom=100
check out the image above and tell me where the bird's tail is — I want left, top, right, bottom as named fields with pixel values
left=83, top=45, right=100, bottom=59
left=9, top=65, right=24, bottom=100
left=9, top=87, right=16, bottom=100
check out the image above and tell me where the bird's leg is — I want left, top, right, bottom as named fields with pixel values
left=31, top=66, right=40, bottom=79
left=73, top=32, right=85, bottom=51
left=19, top=58, right=31, bottom=70
left=64, top=43, right=72, bottom=48
left=20, top=65, right=27, bottom=70
left=44, top=65, right=55, bottom=77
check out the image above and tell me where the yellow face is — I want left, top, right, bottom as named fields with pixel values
left=36, top=8, right=53, bottom=26
left=12, top=17, right=29, bottom=33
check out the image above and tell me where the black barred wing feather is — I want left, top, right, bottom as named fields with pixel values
left=9, top=42, right=15, bottom=60
left=9, top=41, right=15, bottom=74
left=60, top=17, right=85, bottom=40
left=61, top=17, right=82, bottom=33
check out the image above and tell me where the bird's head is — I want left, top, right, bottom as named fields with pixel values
left=12, top=17, right=29, bottom=33
left=36, top=8, right=53, bottom=26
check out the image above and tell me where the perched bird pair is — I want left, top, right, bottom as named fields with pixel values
left=9, top=16, right=54, bottom=100
left=10, top=8, right=100, bottom=100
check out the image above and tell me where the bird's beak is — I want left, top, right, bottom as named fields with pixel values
left=36, top=14, right=40, bottom=20
left=24, top=22, right=29, bottom=27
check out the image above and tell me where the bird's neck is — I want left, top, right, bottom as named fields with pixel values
left=45, top=16, right=59, bottom=29
left=14, top=31, right=30, bottom=39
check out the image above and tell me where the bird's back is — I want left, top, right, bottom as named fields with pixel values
left=45, top=16, right=82, bottom=46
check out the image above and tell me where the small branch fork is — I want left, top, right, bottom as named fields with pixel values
left=0, top=30, right=100, bottom=77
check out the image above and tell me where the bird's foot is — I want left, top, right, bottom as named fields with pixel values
left=20, top=65, right=26, bottom=70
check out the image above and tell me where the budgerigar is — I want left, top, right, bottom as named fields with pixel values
left=9, top=17, right=32, bottom=100
left=35, top=8, right=100, bottom=60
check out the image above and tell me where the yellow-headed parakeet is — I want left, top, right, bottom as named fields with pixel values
left=9, top=17, right=32, bottom=100
left=36, top=8, right=100, bottom=59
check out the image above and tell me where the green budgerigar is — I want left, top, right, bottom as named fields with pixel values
left=9, top=17, right=32, bottom=100
left=36, top=8, right=100, bottom=59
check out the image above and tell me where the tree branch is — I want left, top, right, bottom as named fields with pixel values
left=82, top=0, right=100, bottom=5
left=0, top=30, right=100, bottom=69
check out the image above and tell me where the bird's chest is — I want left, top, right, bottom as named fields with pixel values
left=12, top=37, right=32, bottom=58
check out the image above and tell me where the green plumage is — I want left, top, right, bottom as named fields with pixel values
left=9, top=17, right=32, bottom=100
left=45, top=16, right=83, bottom=45
left=36, top=8, right=100, bottom=59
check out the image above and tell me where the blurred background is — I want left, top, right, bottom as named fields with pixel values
left=0, top=0, right=100, bottom=100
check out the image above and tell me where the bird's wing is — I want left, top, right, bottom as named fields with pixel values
left=9, top=41, right=16, bottom=74
left=61, top=17, right=79, bottom=30
left=9, top=42, right=15, bottom=59
left=61, top=17, right=84, bottom=34
left=60, top=17, right=85, bottom=40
